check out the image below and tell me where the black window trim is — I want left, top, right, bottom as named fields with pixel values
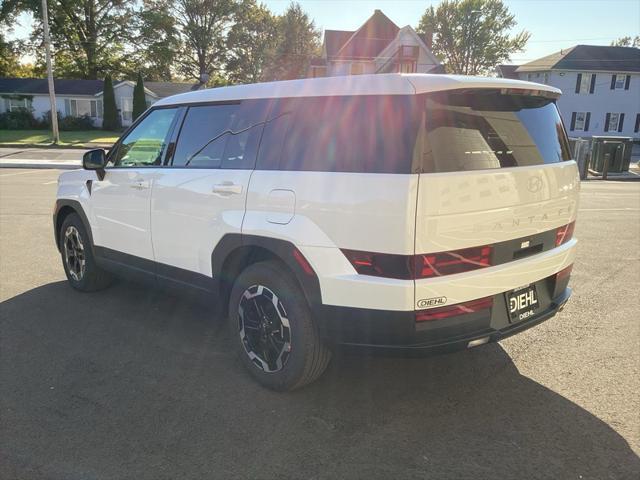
left=105, top=104, right=183, bottom=170
left=164, top=99, right=273, bottom=170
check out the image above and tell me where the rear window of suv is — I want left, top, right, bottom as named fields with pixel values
left=256, top=90, right=571, bottom=174
left=416, top=90, right=572, bottom=173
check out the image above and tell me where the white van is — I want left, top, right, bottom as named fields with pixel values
left=54, top=73, right=579, bottom=390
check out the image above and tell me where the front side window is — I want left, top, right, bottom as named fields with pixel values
left=110, top=108, right=178, bottom=167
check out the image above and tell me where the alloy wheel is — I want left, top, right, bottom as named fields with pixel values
left=63, top=225, right=86, bottom=281
left=238, top=284, right=292, bottom=373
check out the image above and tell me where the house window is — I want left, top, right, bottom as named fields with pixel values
left=635, top=113, right=640, bottom=133
left=543, top=72, right=549, bottom=84
left=573, top=112, right=589, bottom=131
left=350, top=63, right=364, bottom=75
left=605, top=113, right=625, bottom=132
left=7, top=97, right=31, bottom=112
left=401, top=45, right=418, bottom=57
left=64, top=99, right=102, bottom=118
left=611, top=74, right=630, bottom=90
left=575, top=73, right=595, bottom=94
left=121, top=97, right=133, bottom=121
left=398, top=62, right=416, bottom=73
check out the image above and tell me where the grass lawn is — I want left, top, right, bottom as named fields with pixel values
left=0, top=129, right=121, bottom=146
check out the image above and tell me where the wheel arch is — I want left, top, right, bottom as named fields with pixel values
left=212, top=234, right=322, bottom=317
left=53, top=199, right=94, bottom=253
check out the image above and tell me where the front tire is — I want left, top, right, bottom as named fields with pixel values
left=60, top=213, right=113, bottom=292
left=228, top=261, right=331, bottom=391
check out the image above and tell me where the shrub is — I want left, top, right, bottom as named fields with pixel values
left=133, top=72, right=147, bottom=121
left=0, top=109, right=41, bottom=129
left=42, top=110, right=95, bottom=131
left=102, top=73, right=120, bottom=131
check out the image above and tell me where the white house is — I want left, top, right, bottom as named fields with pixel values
left=0, top=78, right=200, bottom=128
left=497, top=45, right=640, bottom=139
left=309, top=10, right=443, bottom=78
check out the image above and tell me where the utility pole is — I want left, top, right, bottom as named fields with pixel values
left=41, top=0, right=59, bottom=144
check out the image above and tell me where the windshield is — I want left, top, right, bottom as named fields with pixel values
left=416, top=90, right=571, bottom=173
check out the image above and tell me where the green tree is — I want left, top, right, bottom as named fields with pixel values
left=133, top=1, right=182, bottom=80
left=417, top=0, right=530, bottom=75
left=263, top=2, right=320, bottom=81
left=102, top=74, right=120, bottom=130
left=226, top=0, right=278, bottom=84
left=611, top=36, right=640, bottom=48
left=0, top=34, right=24, bottom=77
left=132, top=72, right=147, bottom=120
left=1, top=0, right=136, bottom=79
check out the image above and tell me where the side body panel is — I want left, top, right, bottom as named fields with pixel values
left=89, top=168, right=159, bottom=260
left=150, top=168, right=252, bottom=276
left=242, top=171, right=419, bottom=311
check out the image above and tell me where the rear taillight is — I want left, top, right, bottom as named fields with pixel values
left=341, top=245, right=493, bottom=280
left=555, top=221, right=575, bottom=247
left=415, top=296, right=493, bottom=322
left=413, top=246, right=492, bottom=279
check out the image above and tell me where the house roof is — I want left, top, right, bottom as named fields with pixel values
left=324, top=30, right=355, bottom=58
left=496, top=64, right=520, bottom=79
left=516, top=45, right=640, bottom=72
left=325, top=10, right=399, bottom=60
left=0, top=78, right=105, bottom=95
left=155, top=73, right=561, bottom=107
left=0, top=77, right=200, bottom=97
left=145, top=81, right=201, bottom=97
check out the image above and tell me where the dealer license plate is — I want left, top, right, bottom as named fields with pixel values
left=506, top=284, right=539, bottom=323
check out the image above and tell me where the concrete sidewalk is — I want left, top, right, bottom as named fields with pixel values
left=0, top=147, right=85, bottom=169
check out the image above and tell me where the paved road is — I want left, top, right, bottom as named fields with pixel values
left=1, top=169, right=639, bottom=480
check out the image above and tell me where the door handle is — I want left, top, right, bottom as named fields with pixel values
left=130, top=180, right=150, bottom=190
left=212, top=182, right=242, bottom=195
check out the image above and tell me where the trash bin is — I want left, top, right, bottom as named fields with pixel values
left=589, top=136, right=633, bottom=174
left=569, top=137, right=591, bottom=180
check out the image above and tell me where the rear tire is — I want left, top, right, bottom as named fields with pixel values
left=228, top=261, right=331, bottom=391
left=60, top=213, right=113, bottom=292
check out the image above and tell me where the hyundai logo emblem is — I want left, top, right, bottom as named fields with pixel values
left=527, top=176, right=543, bottom=193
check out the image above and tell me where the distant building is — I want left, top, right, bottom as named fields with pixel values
left=497, top=45, right=640, bottom=139
left=309, top=9, right=443, bottom=78
left=0, top=78, right=200, bottom=127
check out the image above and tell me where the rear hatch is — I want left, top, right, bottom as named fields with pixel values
left=413, top=88, right=579, bottom=309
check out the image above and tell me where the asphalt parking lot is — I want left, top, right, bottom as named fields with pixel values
left=1, top=168, right=639, bottom=480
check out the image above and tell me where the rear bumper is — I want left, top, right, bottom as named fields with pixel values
left=316, top=285, right=571, bottom=355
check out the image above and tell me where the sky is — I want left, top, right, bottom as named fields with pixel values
left=6, top=0, right=640, bottom=66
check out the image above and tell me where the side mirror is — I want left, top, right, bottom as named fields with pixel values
left=82, top=149, right=107, bottom=180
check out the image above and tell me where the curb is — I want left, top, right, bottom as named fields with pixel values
left=0, top=160, right=80, bottom=170
left=0, top=143, right=112, bottom=150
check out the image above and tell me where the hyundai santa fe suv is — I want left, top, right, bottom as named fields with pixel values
left=53, top=73, right=579, bottom=390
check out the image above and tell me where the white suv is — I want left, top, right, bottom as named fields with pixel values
left=54, top=73, right=579, bottom=390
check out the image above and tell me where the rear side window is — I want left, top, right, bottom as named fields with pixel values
left=257, top=95, right=420, bottom=173
left=418, top=90, right=571, bottom=173
left=172, top=100, right=268, bottom=169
